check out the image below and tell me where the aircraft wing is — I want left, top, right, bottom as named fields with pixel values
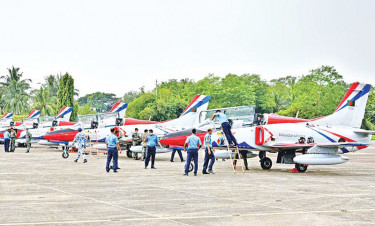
left=353, top=129, right=375, bottom=135
left=269, top=142, right=369, bottom=149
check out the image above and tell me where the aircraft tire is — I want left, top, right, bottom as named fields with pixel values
left=62, top=152, right=69, bottom=159
left=126, top=150, right=132, bottom=158
left=260, top=157, right=272, bottom=170
left=295, top=163, right=308, bottom=173
left=259, top=151, right=266, bottom=159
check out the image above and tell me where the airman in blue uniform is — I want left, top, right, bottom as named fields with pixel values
left=212, top=110, right=238, bottom=147
left=202, top=128, right=215, bottom=174
left=4, top=129, right=10, bottom=152
left=106, top=128, right=122, bottom=172
left=144, top=129, right=162, bottom=169
left=183, top=129, right=202, bottom=176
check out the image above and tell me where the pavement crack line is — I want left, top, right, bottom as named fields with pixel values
left=28, top=182, right=191, bottom=226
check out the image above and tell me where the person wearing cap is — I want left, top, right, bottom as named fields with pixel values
left=3, top=129, right=10, bottom=152
left=72, top=128, right=88, bottom=163
left=144, top=129, right=162, bottom=169
left=211, top=110, right=238, bottom=147
left=25, top=128, right=32, bottom=153
left=10, top=128, right=17, bottom=152
left=183, top=129, right=202, bottom=176
left=202, top=128, right=215, bottom=174
left=106, top=128, right=122, bottom=173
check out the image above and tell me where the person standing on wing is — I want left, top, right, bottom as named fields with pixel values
left=72, top=128, right=88, bottom=163
left=211, top=110, right=238, bottom=148
left=183, top=129, right=202, bottom=176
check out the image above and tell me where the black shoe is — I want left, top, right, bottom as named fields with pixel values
left=208, top=170, right=215, bottom=174
left=106, top=170, right=109, bottom=173
left=144, top=167, right=147, bottom=169
left=83, top=159, right=87, bottom=163
left=202, top=171, right=209, bottom=174
left=245, top=168, right=249, bottom=170
left=117, top=167, right=121, bottom=170
left=183, top=173, right=188, bottom=176
left=170, top=160, right=174, bottom=162
left=194, top=173, right=197, bottom=176
left=181, top=160, right=185, bottom=162
left=74, top=159, right=78, bottom=162
left=151, top=166, right=156, bottom=169
left=113, top=171, right=118, bottom=173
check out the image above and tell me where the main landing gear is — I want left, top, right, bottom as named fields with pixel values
left=258, top=150, right=308, bottom=172
left=259, top=151, right=272, bottom=170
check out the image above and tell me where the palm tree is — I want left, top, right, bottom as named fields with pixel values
left=0, top=66, right=31, bottom=114
left=32, top=87, right=56, bottom=116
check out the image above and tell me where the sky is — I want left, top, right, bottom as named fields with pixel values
left=0, top=0, right=374, bottom=97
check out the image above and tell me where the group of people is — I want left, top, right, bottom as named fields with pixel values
left=4, top=110, right=243, bottom=176
left=3, top=128, right=32, bottom=153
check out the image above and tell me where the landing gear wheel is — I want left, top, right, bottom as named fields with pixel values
left=126, top=150, right=132, bottom=158
left=189, top=163, right=194, bottom=172
left=259, top=151, right=266, bottom=159
left=260, top=157, right=272, bottom=170
left=62, top=152, right=69, bottom=158
left=295, top=163, right=308, bottom=173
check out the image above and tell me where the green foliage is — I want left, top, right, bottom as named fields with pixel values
left=372, top=135, right=375, bottom=141
left=0, top=66, right=31, bottom=114
left=78, top=103, right=96, bottom=115
left=13, top=115, right=28, bottom=122
left=57, top=73, right=76, bottom=121
left=78, top=92, right=118, bottom=113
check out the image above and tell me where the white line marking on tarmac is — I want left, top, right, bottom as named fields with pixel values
left=1, top=208, right=374, bottom=225
left=27, top=183, right=190, bottom=226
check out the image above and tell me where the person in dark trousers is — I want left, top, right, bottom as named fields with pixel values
left=183, top=129, right=202, bottom=176
left=170, top=149, right=184, bottom=162
left=202, top=128, right=215, bottom=174
left=233, top=150, right=250, bottom=170
left=4, top=129, right=10, bottom=152
left=105, top=128, right=122, bottom=173
left=211, top=110, right=238, bottom=147
left=144, top=129, right=162, bottom=169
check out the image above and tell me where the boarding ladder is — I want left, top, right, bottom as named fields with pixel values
left=88, top=130, right=99, bottom=157
left=222, top=131, right=244, bottom=173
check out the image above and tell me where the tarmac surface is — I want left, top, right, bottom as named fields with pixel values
left=1, top=143, right=375, bottom=226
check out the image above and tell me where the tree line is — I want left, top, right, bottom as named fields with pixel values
left=0, top=65, right=374, bottom=129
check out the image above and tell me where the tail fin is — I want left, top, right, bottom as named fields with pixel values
left=27, top=110, right=41, bottom=119
left=313, top=82, right=371, bottom=128
left=162, top=94, right=211, bottom=128
left=55, top=107, right=73, bottom=121
left=109, top=102, right=128, bottom=118
left=2, top=112, right=13, bottom=119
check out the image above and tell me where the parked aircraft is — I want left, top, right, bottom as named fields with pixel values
left=41, top=102, right=128, bottom=150
left=159, top=82, right=374, bottom=172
